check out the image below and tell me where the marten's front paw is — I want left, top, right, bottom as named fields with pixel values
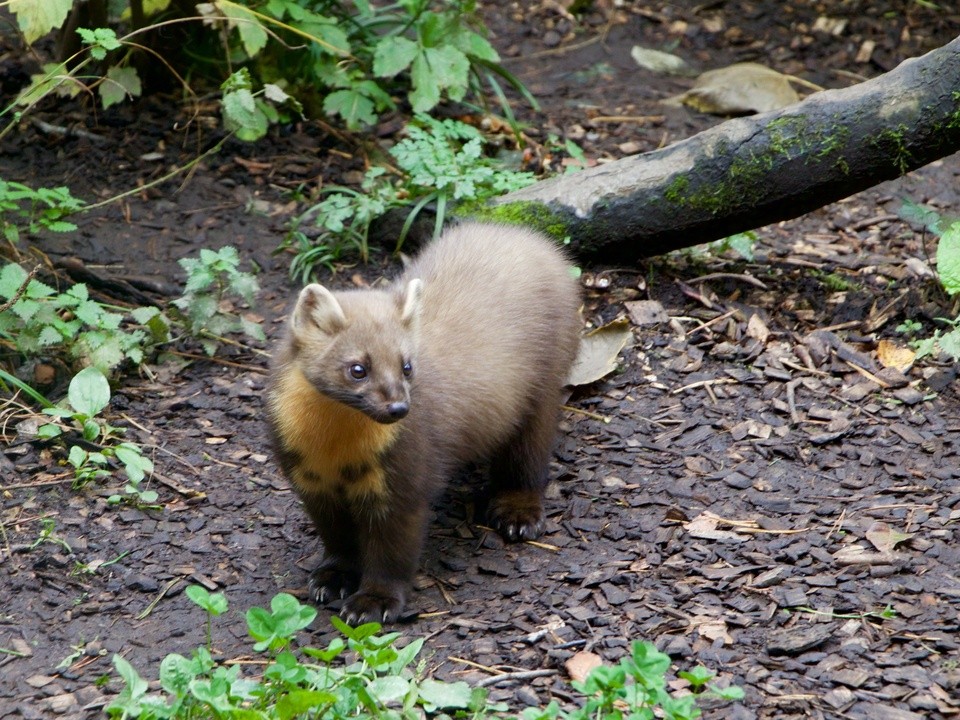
left=309, top=562, right=359, bottom=605
left=341, top=587, right=406, bottom=625
left=487, top=491, right=545, bottom=542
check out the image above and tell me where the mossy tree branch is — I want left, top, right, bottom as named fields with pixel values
left=487, top=36, right=960, bottom=262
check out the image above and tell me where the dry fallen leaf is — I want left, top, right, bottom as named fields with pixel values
left=567, top=317, right=632, bottom=386
left=684, top=512, right=748, bottom=543
left=565, top=651, right=603, bottom=683
left=625, top=299, right=669, bottom=326
left=664, top=62, right=801, bottom=115
left=746, top=313, right=770, bottom=344
left=630, top=45, right=694, bottom=76
left=865, top=521, right=914, bottom=554
left=877, top=339, right=916, bottom=372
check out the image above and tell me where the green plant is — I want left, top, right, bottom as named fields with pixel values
left=171, top=246, right=265, bottom=355
left=185, top=586, right=229, bottom=652
left=287, top=115, right=536, bottom=276
left=524, top=642, right=743, bottom=720
left=0, top=179, right=84, bottom=245
left=895, top=318, right=923, bottom=336
left=896, top=203, right=960, bottom=362
left=10, top=0, right=534, bottom=140
left=37, top=367, right=156, bottom=499
left=105, top=589, right=743, bottom=720
left=29, top=517, right=72, bottom=552
left=0, top=263, right=169, bottom=375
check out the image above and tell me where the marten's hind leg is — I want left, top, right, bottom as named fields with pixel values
left=486, top=405, right=560, bottom=542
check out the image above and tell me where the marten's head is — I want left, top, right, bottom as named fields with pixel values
left=288, top=281, right=422, bottom=424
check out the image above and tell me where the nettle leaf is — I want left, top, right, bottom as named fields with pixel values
left=99, top=66, right=142, bottom=109
left=37, top=325, right=64, bottom=347
left=323, top=89, right=377, bottom=130
left=68, top=366, right=111, bottom=417
left=74, top=299, right=104, bottom=326
left=10, top=0, right=72, bottom=44
left=936, top=222, right=960, bottom=296
left=0, top=263, right=28, bottom=299
left=240, top=317, right=266, bottom=342
left=373, top=36, right=420, bottom=78
left=938, top=328, right=960, bottom=361
left=130, top=306, right=160, bottom=325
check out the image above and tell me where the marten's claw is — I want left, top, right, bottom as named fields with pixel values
left=487, top=491, right=546, bottom=543
left=309, top=563, right=358, bottom=607
left=341, top=589, right=404, bottom=626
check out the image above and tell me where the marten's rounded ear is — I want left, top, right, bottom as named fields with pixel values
left=399, top=279, right=422, bottom=327
left=293, top=284, right=347, bottom=335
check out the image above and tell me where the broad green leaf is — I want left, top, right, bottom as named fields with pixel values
left=17, top=63, right=79, bottom=107
left=10, top=0, right=72, bottom=44
left=424, top=45, right=469, bottom=96
left=276, top=690, right=338, bottom=719
left=130, top=306, right=160, bottom=324
left=409, top=54, right=441, bottom=114
left=100, top=66, right=142, bottom=110
left=898, top=199, right=943, bottom=236
left=0, top=263, right=28, bottom=298
left=323, top=89, right=377, bottom=130
left=313, top=22, right=350, bottom=57
left=369, top=676, right=410, bottom=704
left=936, top=222, right=960, bottom=296
left=68, top=366, right=111, bottom=417
left=218, top=1, right=268, bottom=57
left=159, top=653, right=194, bottom=695
left=373, top=36, right=419, bottom=78
left=937, top=327, right=960, bottom=361
left=417, top=678, right=472, bottom=711
left=115, top=444, right=154, bottom=483
left=107, top=654, right=149, bottom=713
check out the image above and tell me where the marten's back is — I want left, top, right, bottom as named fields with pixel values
left=402, top=222, right=580, bottom=464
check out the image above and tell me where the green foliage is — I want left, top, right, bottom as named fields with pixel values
left=0, top=178, right=84, bottom=245
left=10, top=0, right=533, bottom=138
left=896, top=201, right=960, bottom=363
left=287, top=115, right=536, bottom=278
left=171, top=246, right=265, bottom=355
left=106, top=590, right=742, bottom=720
left=0, top=263, right=169, bottom=376
left=35, top=367, right=157, bottom=501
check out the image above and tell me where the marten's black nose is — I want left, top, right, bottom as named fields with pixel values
left=387, top=401, right=409, bottom=419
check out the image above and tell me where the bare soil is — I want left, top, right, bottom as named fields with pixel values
left=2, top=2, right=960, bottom=719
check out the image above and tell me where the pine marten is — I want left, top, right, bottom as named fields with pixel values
left=266, top=222, right=581, bottom=623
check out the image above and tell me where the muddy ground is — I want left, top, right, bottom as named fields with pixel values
left=2, top=2, right=960, bottom=719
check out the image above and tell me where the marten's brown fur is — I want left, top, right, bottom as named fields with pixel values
left=266, top=222, right=581, bottom=622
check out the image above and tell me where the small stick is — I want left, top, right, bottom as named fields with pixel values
left=0, top=265, right=41, bottom=314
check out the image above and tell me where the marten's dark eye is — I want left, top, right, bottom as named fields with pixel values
left=349, top=363, right=367, bottom=380
left=402, top=361, right=413, bottom=377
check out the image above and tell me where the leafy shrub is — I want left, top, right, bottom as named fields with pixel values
left=897, top=201, right=960, bottom=362
left=171, top=246, right=265, bottom=355
left=106, top=589, right=743, bottom=720
left=9, top=0, right=533, bottom=139
left=0, top=263, right=168, bottom=375
left=0, top=179, right=84, bottom=244
left=286, top=115, right=537, bottom=279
